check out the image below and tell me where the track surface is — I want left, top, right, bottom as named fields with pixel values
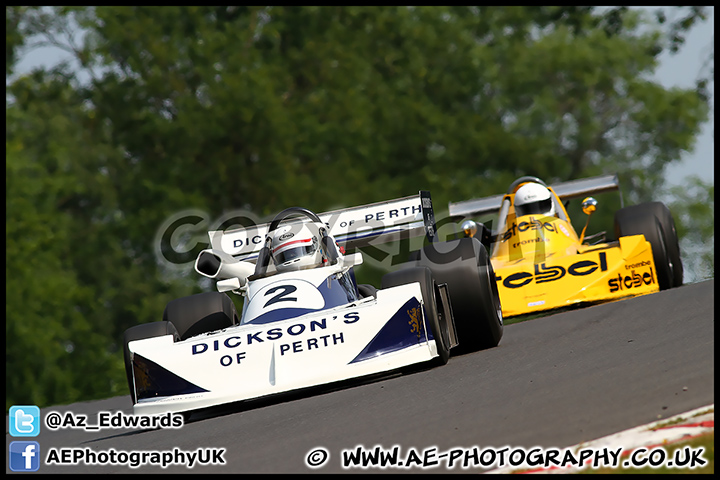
left=6, top=279, right=714, bottom=473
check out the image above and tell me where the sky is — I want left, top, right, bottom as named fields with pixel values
left=9, top=7, right=714, bottom=188
left=651, top=8, right=714, bottom=186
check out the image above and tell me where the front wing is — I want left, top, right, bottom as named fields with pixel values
left=493, top=235, right=660, bottom=317
left=128, top=283, right=444, bottom=415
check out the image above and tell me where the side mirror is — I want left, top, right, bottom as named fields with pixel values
left=581, top=197, right=597, bottom=215
left=217, top=277, right=242, bottom=293
left=460, top=220, right=493, bottom=251
left=461, top=220, right=478, bottom=238
left=579, top=197, right=598, bottom=244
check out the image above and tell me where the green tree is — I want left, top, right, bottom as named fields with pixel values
left=666, top=177, right=714, bottom=283
left=6, top=68, right=200, bottom=408
left=6, top=73, right=124, bottom=407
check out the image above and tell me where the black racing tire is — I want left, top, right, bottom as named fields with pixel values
left=614, top=202, right=682, bottom=290
left=357, top=284, right=378, bottom=299
left=163, top=292, right=239, bottom=341
left=640, top=202, right=683, bottom=287
left=381, top=266, right=451, bottom=366
left=415, top=237, right=503, bottom=352
left=123, top=321, right=180, bottom=405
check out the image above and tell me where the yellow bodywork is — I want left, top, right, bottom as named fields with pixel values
left=489, top=189, right=659, bottom=318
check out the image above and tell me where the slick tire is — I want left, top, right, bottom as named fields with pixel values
left=614, top=202, right=683, bottom=290
left=163, top=292, right=239, bottom=341
left=640, top=202, right=683, bottom=287
left=381, top=266, right=451, bottom=366
left=415, top=237, right=503, bottom=352
left=123, top=321, right=180, bottom=405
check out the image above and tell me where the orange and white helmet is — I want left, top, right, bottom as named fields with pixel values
left=514, top=182, right=556, bottom=218
left=269, top=223, right=322, bottom=272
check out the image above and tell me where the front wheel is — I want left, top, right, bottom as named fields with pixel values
left=415, top=237, right=503, bottom=352
left=163, top=292, right=239, bottom=340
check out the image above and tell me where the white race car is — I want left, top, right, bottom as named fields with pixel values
left=123, top=192, right=502, bottom=416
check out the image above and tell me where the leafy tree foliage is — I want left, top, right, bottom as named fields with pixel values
left=7, top=73, right=125, bottom=406
left=5, top=6, right=712, bottom=409
left=667, top=177, right=714, bottom=283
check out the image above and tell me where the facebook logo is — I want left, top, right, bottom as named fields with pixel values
left=9, top=441, right=41, bottom=472
left=9, top=405, right=41, bottom=437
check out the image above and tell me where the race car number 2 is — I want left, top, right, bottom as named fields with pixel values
left=263, top=285, right=298, bottom=307
left=244, top=279, right=324, bottom=321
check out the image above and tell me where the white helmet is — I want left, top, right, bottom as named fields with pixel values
left=269, top=223, right=322, bottom=272
left=514, top=182, right=556, bottom=218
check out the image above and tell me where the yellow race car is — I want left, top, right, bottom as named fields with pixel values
left=447, top=174, right=683, bottom=318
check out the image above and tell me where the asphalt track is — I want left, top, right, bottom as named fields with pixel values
left=6, top=279, right=714, bottom=474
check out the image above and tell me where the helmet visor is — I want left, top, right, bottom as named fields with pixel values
left=515, top=197, right=553, bottom=217
left=273, top=240, right=316, bottom=265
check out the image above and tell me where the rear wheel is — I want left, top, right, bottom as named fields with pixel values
left=381, top=266, right=451, bottom=365
left=415, top=237, right=503, bottom=352
left=614, top=202, right=683, bottom=290
left=643, top=202, right=683, bottom=287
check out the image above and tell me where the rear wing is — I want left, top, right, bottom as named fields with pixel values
left=209, top=191, right=437, bottom=261
left=448, top=174, right=622, bottom=218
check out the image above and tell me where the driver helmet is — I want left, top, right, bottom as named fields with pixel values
left=269, top=223, right=322, bottom=272
left=514, top=182, right=556, bottom=218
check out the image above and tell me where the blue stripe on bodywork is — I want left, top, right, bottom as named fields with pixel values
left=133, top=353, right=208, bottom=400
left=349, top=297, right=427, bottom=364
